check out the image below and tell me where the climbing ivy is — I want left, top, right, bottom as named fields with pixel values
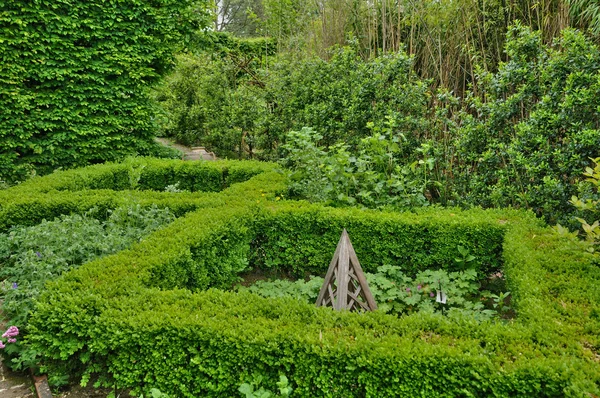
left=0, top=0, right=210, bottom=183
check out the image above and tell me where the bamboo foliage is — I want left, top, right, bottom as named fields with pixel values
left=568, top=0, right=600, bottom=33
left=259, top=0, right=597, bottom=95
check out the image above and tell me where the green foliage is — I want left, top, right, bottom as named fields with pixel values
left=570, top=158, right=600, bottom=253
left=0, top=205, right=175, bottom=329
left=453, top=24, right=600, bottom=224
left=267, top=46, right=430, bottom=151
left=280, top=127, right=434, bottom=209
left=157, top=22, right=600, bottom=226
left=153, top=51, right=269, bottom=159
left=154, top=45, right=430, bottom=160
left=490, top=291, right=512, bottom=315
left=568, top=0, right=600, bottom=33
left=255, top=0, right=587, bottom=94
left=153, top=32, right=275, bottom=159
left=145, top=142, right=184, bottom=161
left=261, top=0, right=315, bottom=45
left=242, top=264, right=505, bottom=321
left=250, top=203, right=507, bottom=277
left=197, top=32, right=277, bottom=59
left=239, top=375, right=292, bottom=398
left=138, top=388, right=170, bottom=398
left=0, top=0, right=210, bottom=183
left=367, top=265, right=494, bottom=319
left=0, top=159, right=597, bottom=396
left=240, top=276, right=324, bottom=303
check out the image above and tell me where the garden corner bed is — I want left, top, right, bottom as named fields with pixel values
left=0, top=158, right=599, bottom=397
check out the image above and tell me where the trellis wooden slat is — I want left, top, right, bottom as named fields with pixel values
left=315, top=229, right=377, bottom=311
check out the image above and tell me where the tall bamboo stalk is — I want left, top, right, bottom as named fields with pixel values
left=261, top=0, right=598, bottom=95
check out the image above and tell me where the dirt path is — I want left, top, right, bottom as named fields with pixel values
left=154, top=137, right=216, bottom=160
left=0, top=362, right=34, bottom=398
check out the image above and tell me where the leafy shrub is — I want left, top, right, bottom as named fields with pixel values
left=569, top=157, right=600, bottom=254
left=0, top=158, right=278, bottom=230
left=266, top=46, right=430, bottom=151
left=155, top=23, right=600, bottom=227
left=154, top=45, right=430, bottom=160
left=453, top=24, right=600, bottom=224
left=280, top=127, right=434, bottom=209
left=153, top=34, right=275, bottom=159
left=250, top=203, right=507, bottom=277
left=0, top=0, right=210, bottom=183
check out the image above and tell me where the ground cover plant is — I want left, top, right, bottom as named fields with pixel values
left=0, top=158, right=598, bottom=397
left=240, top=263, right=511, bottom=321
left=0, top=204, right=175, bottom=329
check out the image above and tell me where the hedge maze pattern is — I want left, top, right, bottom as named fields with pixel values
left=1, top=158, right=599, bottom=397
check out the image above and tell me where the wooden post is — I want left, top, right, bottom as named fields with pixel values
left=316, top=229, right=377, bottom=311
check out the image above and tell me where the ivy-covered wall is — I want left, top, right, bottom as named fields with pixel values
left=0, top=0, right=209, bottom=182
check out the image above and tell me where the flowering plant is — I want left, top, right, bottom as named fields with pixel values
left=0, top=326, right=19, bottom=349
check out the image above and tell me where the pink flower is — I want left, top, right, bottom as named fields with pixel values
left=2, top=326, right=19, bottom=338
left=430, top=292, right=435, bottom=297
left=7, top=338, right=16, bottom=344
left=0, top=341, right=5, bottom=349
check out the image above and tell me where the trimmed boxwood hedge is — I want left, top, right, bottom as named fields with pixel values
left=250, top=203, right=506, bottom=277
left=1, top=158, right=599, bottom=397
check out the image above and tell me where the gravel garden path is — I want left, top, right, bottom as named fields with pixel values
left=154, top=137, right=217, bottom=160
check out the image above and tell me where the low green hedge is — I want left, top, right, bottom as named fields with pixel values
left=0, top=158, right=276, bottom=229
left=251, top=203, right=508, bottom=277
left=0, top=157, right=275, bottom=196
left=1, top=158, right=597, bottom=396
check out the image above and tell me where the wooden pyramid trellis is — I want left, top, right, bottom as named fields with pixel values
left=315, top=229, right=377, bottom=311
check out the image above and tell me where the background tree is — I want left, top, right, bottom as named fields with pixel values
left=214, top=0, right=264, bottom=37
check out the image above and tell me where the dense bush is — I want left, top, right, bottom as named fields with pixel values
left=0, top=159, right=596, bottom=396
left=250, top=202, right=506, bottom=277
left=156, top=24, right=600, bottom=225
left=280, top=127, right=435, bottom=209
left=265, top=46, right=430, bottom=151
left=153, top=34, right=276, bottom=159
left=452, top=25, right=600, bottom=224
left=0, top=157, right=277, bottom=230
left=0, top=0, right=210, bottom=183
left=154, top=44, right=430, bottom=160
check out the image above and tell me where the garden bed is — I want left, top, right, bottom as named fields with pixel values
left=0, top=158, right=598, bottom=397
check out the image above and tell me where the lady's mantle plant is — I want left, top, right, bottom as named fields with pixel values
left=241, top=263, right=508, bottom=321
